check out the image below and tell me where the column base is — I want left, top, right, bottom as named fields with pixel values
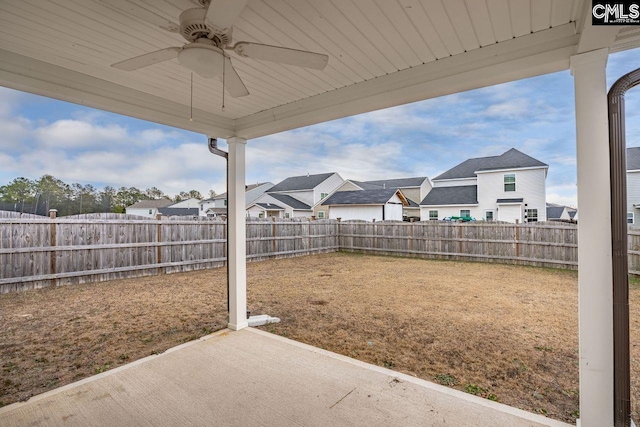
left=228, top=321, right=249, bottom=331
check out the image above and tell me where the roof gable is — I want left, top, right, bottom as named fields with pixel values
left=420, top=186, right=478, bottom=206
left=268, top=173, right=335, bottom=192
left=434, top=148, right=548, bottom=180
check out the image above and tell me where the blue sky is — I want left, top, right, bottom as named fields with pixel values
left=1, top=48, right=640, bottom=206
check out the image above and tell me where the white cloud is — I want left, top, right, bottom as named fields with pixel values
left=35, top=120, right=129, bottom=149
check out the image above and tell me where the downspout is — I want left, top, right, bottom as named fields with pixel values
left=608, top=67, right=640, bottom=427
left=208, top=138, right=229, bottom=313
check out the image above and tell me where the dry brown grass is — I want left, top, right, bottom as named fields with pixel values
left=1, top=252, right=638, bottom=423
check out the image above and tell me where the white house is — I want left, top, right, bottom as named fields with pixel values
left=627, top=147, right=640, bottom=225
left=420, top=148, right=548, bottom=223
left=199, top=182, right=273, bottom=217
left=321, top=189, right=409, bottom=221
left=250, top=173, right=343, bottom=218
left=125, top=199, right=173, bottom=218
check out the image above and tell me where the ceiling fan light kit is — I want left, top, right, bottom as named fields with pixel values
left=103, top=0, right=329, bottom=99
left=177, top=43, right=224, bottom=79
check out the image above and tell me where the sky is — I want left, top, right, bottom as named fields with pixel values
left=1, top=49, right=640, bottom=207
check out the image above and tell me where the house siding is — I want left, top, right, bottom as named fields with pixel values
left=313, top=173, right=344, bottom=204
left=476, top=168, right=547, bottom=222
left=628, top=171, right=640, bottom=224
left=126, top=208, right=158, bottom=218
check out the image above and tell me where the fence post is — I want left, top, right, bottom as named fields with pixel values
left=515, top=223, right=520, bottom=259
left=337, top=218, right=341, bottom=249
left=308, top=220, right=312, bottom=253
left=49, top=209, right=57, bottom=287
left=271, top=216, right=276, bottom=255
left=156, top=214, right=163, bottom=274
left=458, top=223, right=462, bottom=255
left=410, top=221, right=414, bottom=253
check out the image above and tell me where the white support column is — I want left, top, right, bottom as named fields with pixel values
left=227, top=137, right=248, bottom=331
left=571, top=48, right=613, bottom=427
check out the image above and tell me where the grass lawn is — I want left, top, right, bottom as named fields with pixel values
left=0, top=252, right=637, bottom=423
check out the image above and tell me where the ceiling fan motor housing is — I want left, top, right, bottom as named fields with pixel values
left=179, top=8, right=231, bottom=46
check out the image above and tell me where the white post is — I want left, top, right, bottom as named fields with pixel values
left=227, top=137, right=248, bottom=331
left=571, top=48, right=613, bottom=427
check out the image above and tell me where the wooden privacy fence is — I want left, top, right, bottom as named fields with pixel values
left=0, top=212, right=338, bottom=293
left=3, top=210, right=640, bottom=293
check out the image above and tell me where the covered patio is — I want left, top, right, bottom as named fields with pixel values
left=0, top=0, right=638, bottom=425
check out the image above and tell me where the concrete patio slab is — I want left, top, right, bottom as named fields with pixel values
left=0, top=328, right=573, bottom=427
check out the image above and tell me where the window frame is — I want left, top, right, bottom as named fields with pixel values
left=526, top=208, right=538, bottom=223
left=429, top=210, right=438, bottom=220
left=485, top=211, right=494, bottom=221
left=318, top=211, right=325, bottom=219
left=504, top=173, right=516, bottom=192
left=628, top=212, right=634, bottom=224
left=285, top=212, right=290, bottom=219
left=320, top=192, right=328, bottom=200
left=460, top=209, right=471, bottom=218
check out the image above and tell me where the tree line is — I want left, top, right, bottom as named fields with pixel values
left=0, top=175, right=215, bottom=216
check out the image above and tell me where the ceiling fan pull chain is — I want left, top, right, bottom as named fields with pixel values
left=190, top=72, right=194, bottom=122
left=222, top=55, right=226, bottom=112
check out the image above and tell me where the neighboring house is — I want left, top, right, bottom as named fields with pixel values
left=547, top=203, right=577, bottom=222
left=199, top=182, right=273, bottom=217
left=126, top=199, right=173, bottom=218
left=247, top=193, right=312, bottom=218
left=420, top=148, right=548, bottom=223
left=315, top=177, right=430, bottom=219
left=246, top=202, right=285, bottom=219
left=628, top=147, right=640, bottom=224
left=321, top=189, right=409, bottom=221
left=252, top=173, right=344, bottom=219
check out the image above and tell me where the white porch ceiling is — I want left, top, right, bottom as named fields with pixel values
left=0, top=0, right=635, bottom=139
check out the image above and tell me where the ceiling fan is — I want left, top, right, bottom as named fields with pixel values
left=102, top=0, right=329, bottom=98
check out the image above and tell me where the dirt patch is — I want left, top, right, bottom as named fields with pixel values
left=0, top=252, right=637, bottom=423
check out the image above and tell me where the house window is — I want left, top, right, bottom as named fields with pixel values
left=628, top=212, right=634, bottom=224
left=429, top=210, right=438, bottom=220
left=321, top=193, right=328, bottom=199
left=460, top=209, right=471, bottom=217
left=318, top=211, right=325, bottom=219
left=504, top=174, right=516, bottom=192
left=258, top=212, right=264, bottom=218
left=526, top=209, right=538, bottom=222
left=200, top=205, right=203, bottom=211
left=285, top=213, right=290, bottom=218
left=486, top=211, right=494, bottom=221
left=149, top=209, right=152, bottom=215
left=224, top=199, right=227, bottom=206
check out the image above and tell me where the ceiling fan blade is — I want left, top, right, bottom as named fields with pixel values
left=205, top=0, right=247, bottom=30
left=99, top=0, right=180, bottom=32
left=220, top=56, right=249, bottom=98
left=112, top=47, right=181, bottom=71
left=232, top=42, right=328, bottom=70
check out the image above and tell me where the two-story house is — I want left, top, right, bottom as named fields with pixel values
left=248, top=173, right=343, bottom=219
left=199, top=182, right=273, bottom=218
left=420, top=148, right=548, bottom=223
left=627, top=147, right=640, bottom=224
left=126, top=199, right=173, bottom=218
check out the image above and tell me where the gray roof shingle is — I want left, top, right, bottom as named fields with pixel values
left=127, top=199, right=173, bottom=209
left=268, top=193, right=312, bottom=210
left=628, top=147, right=640, bottom=170
left=546, top=205, right=565, bottom=219
left=433, top=148, right=548, bottom=180
left=157, top=207, right=199, bottom=216
left=255, top=203, right=284, bottom=210
left=269, top=173, right=335, bottom=192
left=420, top=186, right=478, bottom=206
left=322, top=189, right=401, bottom=206
left=361, top=177, right=428, bottom=188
